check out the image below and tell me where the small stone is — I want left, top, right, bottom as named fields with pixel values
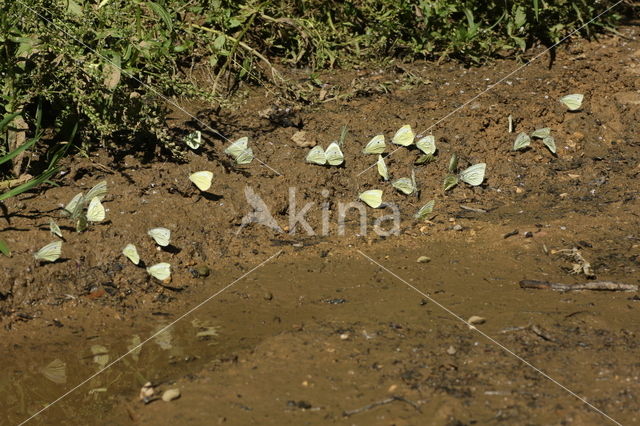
left=339, top=333, right=349, bottom=340
left=139, top=382, right=155, bottom=402
left=196, top=265, right=210, bottom=277
left=162, top=388, right=181, bottom=402
left=468, top=316, right=486, bottom=329
left=416, top=256, right=431, bottom=264
left=446, top=345, right=457, bottom=355
left=453, top=224, right=463, bottom=231
left=524, top=231, right=533, bottom=238
left=264, top=292, right=273, bottom=301
left=388, top=384, right=398, bottom=393
left=291, top=131, right=316, bottom=147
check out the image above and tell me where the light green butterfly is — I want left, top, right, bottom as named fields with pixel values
left=85, top=180, right=108, bottom=202
left=184, top=130, right=202, bottom=149
left=448, top=153, right=458, bottom=173
left=392, top=177, right=416, bottom=195
left=325, top=142, right=344, bottom=166
left=224, top=137, right=248, bottom=158
left=235, top=148, right=254, bottom=165
left=560, top=94, right=583, bottom=111
left=531, top=128, right=551, bottom=139
left=513, top=132, right=531, bottom=151
left=62, top=192, right=85, bottom=219
left=87, top=197, right=105, bottom=222
left=306, top=145, right=326, bottom=165
left=543, top=136, right=556, bottom=154
left=392, top=124, right=415, bottom=146
left=416, top=135, right=436, bottom=155
left=415, top=154, right=435, bottom=165
left=34, top=240, right=62, bottom=262
left=459, top=163, right=486, bottom=186
left=363, top=134, right=386, bottom=154
left=376, top=155, right=388, bottom=181
left=122, top=244, right=140, bottom=265
left=49, top=220, right=62, bottom=238
left=189, top=171, right=213, bottom=191
left=443, top=175, right=459, bottom=191
left=359, top=189, right=383, bottom=208
left=148, top=227, right=171, bottom=247
left=414, top=200, right=435, bottom=220
left=147, top=262, right=171, bottom=281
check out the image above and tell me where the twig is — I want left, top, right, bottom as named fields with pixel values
left=519, top=280, right=638, bottom=292
left=0, top=174, right=33, bottom=190
left=343, top=395, right=421, bottom=417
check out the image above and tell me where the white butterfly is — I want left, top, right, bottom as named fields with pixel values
left=224, top=137, right=248, bottom=158
left=87, top=197, right=106, bottom=222
left=376, top=155, right=388, bottom=181
left=148, top=227, right=171, bottom=247
left=513, top=132, right=531, bottom=151
left=235, top=148, right=254, bottom=165
left=122, top=244, right=140, bottom=265
left=306, top=146, right=326, bottom=165
left=34, top=241, right=62, bottom=262
left=362, top=135, right=386, bottom=154
left=325, top=142, right=344, bottom=166
left=459, top=163, right=486, bottom=186
left=49, top=220, right=62, bottom=238
left=62, top=192, right=85, bottom=219
left=392, top=125, right=415, bottom=147
left=85, top=180, right=108, bottom=201
left=147, top=263, right=171, bottom=281
left=359, top=190, right=383, bottom=208
left=543, top=136, right=556, bottom=154
left=560, top=94, right=583, bottom=111
left=189, top=171, right=213, bottom=191
left=531, top=128, right=551, bottom=139
left=416, top=135, right=436, bottom=155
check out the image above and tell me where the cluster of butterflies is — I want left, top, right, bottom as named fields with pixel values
left=33, top=181, right=174, bottom=282
left=185, top=130, right=255, bottom=166
left=303, top=124, right=486, bottom=219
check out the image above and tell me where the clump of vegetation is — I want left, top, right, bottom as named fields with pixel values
left=0, top=0, right=628, bottom=187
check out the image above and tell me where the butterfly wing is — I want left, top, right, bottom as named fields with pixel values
left=189, top=171, right=213, bottom=191
left=513, top=132, right=531, bottom=151
left=148, top=227, right=171, bottom=247
left=235, top=148, right=254, bottom=165
left=459, top=163, right=486, bottom=186
left=85, top=181, right=108, bottom=201
left=122, top=244, right=140, bottom=265
left=87, top=197, right=106, bottom=222
left=306, top=146, right=326, bottom=165
left=34, top=241, right=62, bottom=262
left=147, top=263, right=171, bottom=280
left=363, top=134, right=386, bottom=154
left=560, top=94, right=583, bottom=111
left=224, top=137, right=248, bottom=158
left=325, top=142, right=344, bottom=166
left=414, top=200, right=435, bottom=220
left=392, top=125, right=415, bottom=146
left=392, top=177, right=415, bottom=195
left=416, top=136, right=436, bottom=155
left=359, top=190, right=383, bottom=208
left=376, top=155, right=389, bottom=181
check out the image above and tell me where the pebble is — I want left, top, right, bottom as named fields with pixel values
left=452, top=224, right=463, bottom=231
left=416, top=256, right=431, bottom=263
left=162, top=388, right=181, bottom=402
left=446, top=345, right=457, bottom=355
left=468, top=316, right=486, bottom=328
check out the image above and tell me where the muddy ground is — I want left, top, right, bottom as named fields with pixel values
left=1, top=25, right=640, bottom=425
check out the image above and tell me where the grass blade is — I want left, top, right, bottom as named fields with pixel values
left=0, top=239, right=10, bottom=257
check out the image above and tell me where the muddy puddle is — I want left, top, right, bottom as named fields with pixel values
left=2, top=26, right=640, bottom=425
